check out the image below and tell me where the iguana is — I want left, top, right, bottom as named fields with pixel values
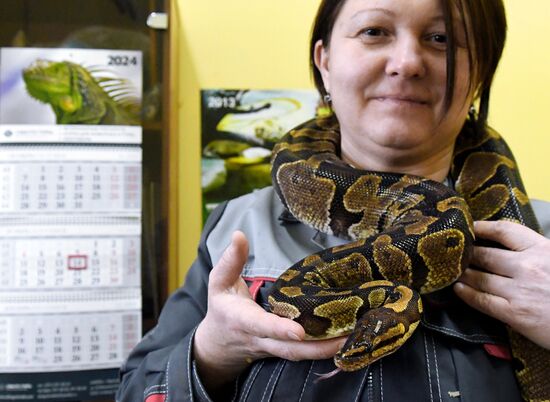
left=22, top=59, right=140, bottom=125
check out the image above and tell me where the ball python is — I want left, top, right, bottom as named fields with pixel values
left=268, top=115, right=550, bottom=401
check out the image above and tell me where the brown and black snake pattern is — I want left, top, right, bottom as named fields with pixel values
left=268, top=115, right=550, bottom=401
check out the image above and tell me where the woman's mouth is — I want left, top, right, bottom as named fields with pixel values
left=373, top=95, right=430, bottom=108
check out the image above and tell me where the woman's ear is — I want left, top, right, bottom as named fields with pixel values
left=314, top=39, right=330, bottom=94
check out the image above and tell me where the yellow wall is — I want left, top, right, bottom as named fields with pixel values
left=172, top=0, right=550, bottom=288
left=489, top=1, right=550, bottom=203
left=171, top=0, right=317, bottom=287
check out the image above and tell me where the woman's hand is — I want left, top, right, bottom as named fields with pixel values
left=454, top=220, right=550, bottom=349
left=194, top=231, right=345, bottom=392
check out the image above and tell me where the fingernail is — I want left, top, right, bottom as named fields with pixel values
left=288, top=331, right=301, bottom=341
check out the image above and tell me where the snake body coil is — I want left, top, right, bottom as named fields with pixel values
left=268, top=116, right=550, bottom=401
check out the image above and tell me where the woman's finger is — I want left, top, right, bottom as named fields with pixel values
left=474, top=220, right=542, bottom=251
left=471, top=246, right=517, bottom=277
left=209, top=230, right=249, bottom=291
left=257, top=336, right=346, bottom=362
left=234, top=302, right=305, bottom=341
left=457, top=267, right=513, bottom=298
left=453, top=281, right=511, bottom=325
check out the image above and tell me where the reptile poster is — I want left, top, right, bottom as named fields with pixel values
left=0, top=47, right=142, bottom=143
left=201, top=89, right=324, bottom=222
left=0, top=47, right=142, bottom=401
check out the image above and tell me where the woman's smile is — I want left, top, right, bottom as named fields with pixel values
left=371, top=94, right=430, bottom=108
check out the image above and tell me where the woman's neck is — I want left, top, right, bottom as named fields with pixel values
left=341, top=141, right=454, bottom=183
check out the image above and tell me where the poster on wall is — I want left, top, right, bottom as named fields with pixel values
left=0, top=47, right=142, bottom=401
left=200, top=89, right=324, bottom=222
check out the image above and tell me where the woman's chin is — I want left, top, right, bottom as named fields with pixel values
left=363, top=125, right=434, bottom=151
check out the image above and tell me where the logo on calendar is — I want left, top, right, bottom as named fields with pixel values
left=67, top=254, right=88, bottom=270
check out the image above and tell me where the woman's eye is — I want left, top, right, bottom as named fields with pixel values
left=360, top=28, right=384, bottom=37
left=430, top=34, right=447, bottom=44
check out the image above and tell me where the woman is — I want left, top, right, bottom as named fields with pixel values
left=117, top=0, right=550, bottom=401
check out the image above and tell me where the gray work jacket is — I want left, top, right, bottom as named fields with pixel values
left=116, top=186, right=550, bottom=402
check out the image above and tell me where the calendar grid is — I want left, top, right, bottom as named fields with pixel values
left=0, top=144, right=142, bottom=373
left=0, top=311, right=141, bottom=372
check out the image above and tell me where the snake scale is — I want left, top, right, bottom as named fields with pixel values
left=268, top=115, right=550, bottom=401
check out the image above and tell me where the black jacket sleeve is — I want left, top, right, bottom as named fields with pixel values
left=116, top=202, right=229, bottom=402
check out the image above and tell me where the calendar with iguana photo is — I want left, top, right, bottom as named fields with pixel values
left=0, top=47, right=143, bottom=401
left=0, top=47, right=142, bottom=144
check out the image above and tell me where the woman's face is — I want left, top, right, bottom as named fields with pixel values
left=315, top=0, right=475, bottom=171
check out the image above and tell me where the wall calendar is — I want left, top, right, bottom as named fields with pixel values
left=0, top=47, right=143, bottom=401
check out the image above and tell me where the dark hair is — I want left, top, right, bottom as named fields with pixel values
left=309, top=0, right=507, bottom=129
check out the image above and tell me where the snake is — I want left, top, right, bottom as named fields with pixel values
left=267, top=115, right=550, bottom=401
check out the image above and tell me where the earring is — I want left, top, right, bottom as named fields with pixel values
left=469, top=104, right=477, bottom=117
left=323, top=93, right=332, bottom=105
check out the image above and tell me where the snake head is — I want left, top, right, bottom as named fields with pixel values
left=334, top=307, right=421, bottom=372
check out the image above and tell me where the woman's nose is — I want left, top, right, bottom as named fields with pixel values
left=385, top=37, right=427, bottom=78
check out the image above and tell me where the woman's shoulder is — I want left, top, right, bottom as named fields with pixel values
left=204, top=186, right=281, bottom=231
left=228, top=185, right=280, bottom=209
left=204, top=186, right=292, bottom=275
left=212, top=185, right=283, bottom=228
